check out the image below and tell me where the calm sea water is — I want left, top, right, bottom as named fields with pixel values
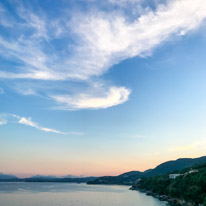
left=0, top=182, right=167, bottom=206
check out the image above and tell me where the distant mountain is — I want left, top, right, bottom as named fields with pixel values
left=0, top=173, right=98, bottom=183
left=29, top=175, right=57, bottom=179
left=62, top=175, right=85, bottom=178
left=25, top=174, right=86, bottom=179
left=24, top=176, right=97, bottom=183
left=88, top=156, right=206, bottom=185
left=0, top=173, right=19, bottom=181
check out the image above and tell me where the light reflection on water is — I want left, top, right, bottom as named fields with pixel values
left=0, top=182, right=167, bottom=206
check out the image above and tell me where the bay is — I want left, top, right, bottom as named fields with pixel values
left=0, top=182, right=167, bottom=206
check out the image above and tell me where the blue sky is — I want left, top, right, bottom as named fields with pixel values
left=1, top=0, right=206, bottom=177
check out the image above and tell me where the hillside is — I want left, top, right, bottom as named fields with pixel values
left=146, top=156, right=206, bottom=176
left=131, top=163, right=206, bottom=206
left=88, top=171, right=143, bottom=185
left=88, top=156, right=206, bottom=185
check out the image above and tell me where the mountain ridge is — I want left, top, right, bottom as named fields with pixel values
left=0, top=173, right=98, bottom=183
left=0, top=173, right=18, bottom=180
left=88, top=156, right=206, bottom=185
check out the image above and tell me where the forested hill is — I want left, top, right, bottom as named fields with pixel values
left=88, top=156, right=206, bottom=185
left=146, top=156, right=206, bottom=177
left=131, top=163, right=206, bottom=206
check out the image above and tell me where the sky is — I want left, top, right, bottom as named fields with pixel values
left=1, top=0, right=206, bottom=177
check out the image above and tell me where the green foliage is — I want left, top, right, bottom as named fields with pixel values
left=89, top=156, right=206, bottom=186
left=135, top=163, right=206, bottom=205
left=203, top=198, right=206, bottom=206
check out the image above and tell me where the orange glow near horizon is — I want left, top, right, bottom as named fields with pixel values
left=2, top=152, right=206, bottom=178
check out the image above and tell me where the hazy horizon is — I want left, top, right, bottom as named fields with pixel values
left=1, top=0, right=206, bottom=177
left=2, top=154, right=206, bottom=178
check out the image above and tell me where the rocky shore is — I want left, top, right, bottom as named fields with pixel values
left=130, top=186, right=200, bottom=206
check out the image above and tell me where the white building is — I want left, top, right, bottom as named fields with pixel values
left=188, top=169, right=198, bottom=174
left=169, top=174, right=182, bottom=179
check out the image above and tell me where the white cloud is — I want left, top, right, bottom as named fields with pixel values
left=68, top=0, right=206, bottom=79
left=0, top=114, right=84, bottom=135
left=17, top=116, right=83, bottom=135
left=40, top=127, right=63, bottom=133
left=18, top=117, right=38, bottom=128
left=0, top=0, right=205, bottom=81
left=51, top=86, right=130, bottom=110
left=0, top=0, right=206, bottom=109
left=18, top=9, right=48, bottom=39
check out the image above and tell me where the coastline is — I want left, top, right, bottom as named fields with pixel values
left=129, top=186, right=196, bottom=206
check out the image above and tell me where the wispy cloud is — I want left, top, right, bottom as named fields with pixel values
left=127, top=134, right=153, bottom=139
left=169, top=140, right=206, bottom=152
left=17, top=6, right=48, bottom=40
left=68, top=0, right=206, bottom=79
left=0, top=87, right=4, bottom=94
left=51, top=86, right=130, bottom=110
left=18, top=116, right=66, bottom=134
left=0, top=0, right=206, bottom=109
left=0, top=3, right=13, bottom=27
left=170, top=144, right=199, bottom=152
left=0, top=119, right=7, bottom=126
left=1, top=0, right=205, bottom=80
left=107, top=0, right=141, bottom=5
left=0, top=113, right=7, bottom=126
left=1, top=114, right=84, bottom=135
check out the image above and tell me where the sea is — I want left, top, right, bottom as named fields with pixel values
left=0, top=182, right=167, bottom=206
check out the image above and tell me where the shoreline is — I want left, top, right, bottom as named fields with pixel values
left=0, top=181, right=202, bottom=206
left=130, top=186, right=196, bottom=206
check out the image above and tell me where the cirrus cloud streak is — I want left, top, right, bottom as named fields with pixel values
left=0, top=0, right=206, bottom=109
left=0, top=114, right=84, bottom=135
